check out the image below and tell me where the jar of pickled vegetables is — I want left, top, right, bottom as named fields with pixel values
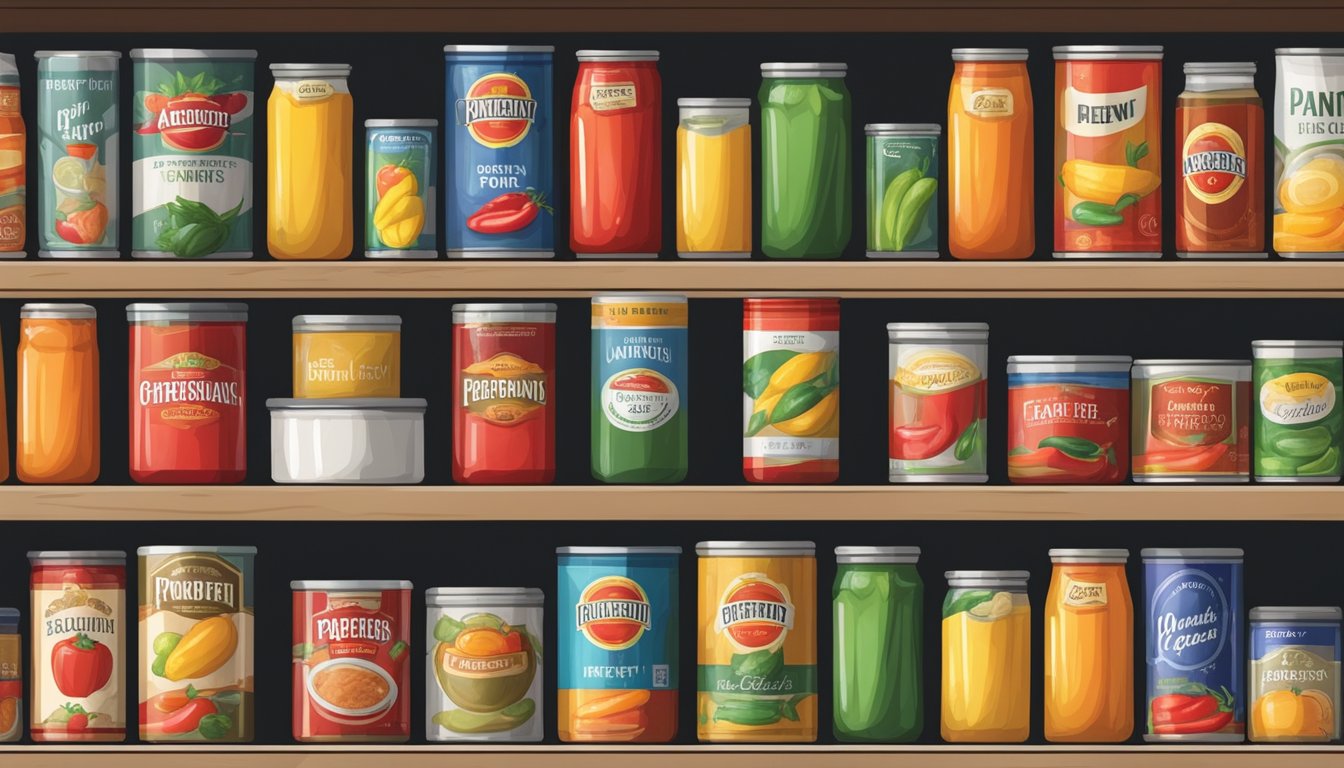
left=941, top=570, right=1031, bottom=743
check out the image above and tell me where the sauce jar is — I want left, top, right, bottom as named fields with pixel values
left=17, top=303, right=99, bottom=483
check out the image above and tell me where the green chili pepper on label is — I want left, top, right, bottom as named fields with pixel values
left=894, top=176, right=936, bottom=251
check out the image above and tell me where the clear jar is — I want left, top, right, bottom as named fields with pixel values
left=676, top=98, right=751, bottom=258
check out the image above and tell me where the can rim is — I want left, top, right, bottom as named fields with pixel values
left=945, top=569, right=1030, bottom=580
left=1048, top=548, right=1129, bottom=563
left=444, top=45, right=556, bottom=53
left=127, top=302, right=248, bottom=322
left=952, top=48, right=1028, bottom=62
left=28, top=550, right=126, bottom=562
left=1251, top=339, right=1344, bottom=348
left=576, top=50, right=660, bottom=62
left=592, top=295, right=687, bottom=304
left=555, top=546, right=683, bottom=555
left=131, top=49, right=259, bottom=60
left=291, top=580, right=413, bottom=590
left=425, top=587, right=545, bottom=606
left=1008, top=355, right=1132, bottom=364
left=1052, top=45, right=1164, bottom=60
left=293, top=314, right=403, bottom=329
left=35, top=50, right=123, bottom=59
left=452, top=302, right=558, bottom=315
left=1250, top=606, right=1343, bottom=622
left=1140, top=548, right=1245, bottom=559
left=270, top=63, right=352, bottom=75
left=761, top=62, right=847, bottom=77
left=266, top=397, right=427, bottom=411
left=887, top=322, right=989, bottom=333
left=1183, top=62, right=1256, bottom=75
left=835, top=546, right=921, bottom=564
left=136, top=546, right=258, bottom=556
left=1277, top=48, right=1344, bottom=56
left=677, top=97, right=752, bottom=108
left=696, top=541, right=816, bottom=556
left=864, top=123, right=942, bottom=136
left=365, top=119, right=438, bottom=128
left=1131, top=359, right=1251, bottom=367
left=0, top=607, right=18, bottom=621
left=21, top=302, right=96, bottom=319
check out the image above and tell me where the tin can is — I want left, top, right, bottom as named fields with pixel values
left=453, top=303, right=556, bottom=484
left=17, top=303, right=100, bottom=484
left=941, top=570, right=1030, bottom=743
left=697, top=541, right=817, bottom=743
left=28, top=550, right=126, bottom=742
left=1131, top=359, right=1251, bottom=482
left=0, top=607, right=20, bottom=742
left=888, top=323, right=988, bottom=483
left=444, top=45, right=554, bottom=258
left=1252, top=340, right=1344, bottom=482
left=591, top=295, right=688, bottom=483
left=138, top=546, right=256, bottom=742
left=1275, top=49, right=1344, bottom=257
left=268, top=398, right=425, bottom=484
left=128, top=303, right=247, bottom=484
left=35, top=51, right=119, bottom=259
left=1007, top=355, right=1131, bottom=484
left=292, top=314, right=401, bottom=398
left=1249, top=606, right=1342, bottom=743
left=677, top=98, right=751, bottom=259
left=743, top=298, right=839, bottom=483
left=130, top=49, right=256, bottom=259
left=1052, top=46, right=1163, bottom=259
left=866, top=124, right=940, bottom=258
left=557, top=546, right=680, bottom=743
left=0, top=53, right=27, bottom=257
left=365, top=119, right=436, bottom=258
left=291, top=580, right=412, bottom=743
left=426, top=587, right=544, bottom=742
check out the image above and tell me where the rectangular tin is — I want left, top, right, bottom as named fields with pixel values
left=1131, top=359, right=1251, bottom=483
left=365, top=119, right=437, bottom=258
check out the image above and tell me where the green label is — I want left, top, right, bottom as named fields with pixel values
left=1254, top=355, right=1343, bottom=478
left=698, top=654, right=816, bottom=728
left=366, top=127, right=435, bottom=252
left=867, top=136, right=939, bottom=253
left=37, top=58, right=118, bottom=253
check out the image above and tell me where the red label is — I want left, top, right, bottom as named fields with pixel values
left=575, top=576, right=650, bottom=651
left=1176, top=100, right=1264, bottom=253
left=459, top=73, right=536, bottom=149
left=1151, top=379, right=1232, bottom=445
left=1008, top=383, right=1128, bottom=483
left=1135, top=377, right=1250, bottom=477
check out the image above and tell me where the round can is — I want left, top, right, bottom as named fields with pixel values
left=17, top=303, right=100, bottom=483
left=743, top=298, right=840, bottom=483
left=292, top=314, right=401, bottom=398
left=1251, top=340, right=1344, bottom=482
left=267, top=398, right=426, bottom=484
left=1249, top=606, right=1342, bottom=743
left=1007, top=355, right=1132, bottom=483
left=1141, top=548, right=1244, bottom=742
left=1052, top=46, right=1163, bottom=259
left=941, top=570, right=1030, bottom=743
left=130, top=49, right=257, bottom=259
left=128, top=303, right=247, bottom=483
left=35, top=51, right=120, bottom=259
left=28, top=550, right=126, bottom=742
left=425, top=587, right=544, bottom=742
left=677, top=98, right=752, bottom=259
left=445, top=46, right=554, bottom=258
left=696, top=541, right=817, bottom=743
left=556, top=546, right=680, bottom=743
left=888, top=323, right=988, bottom=483
left=865, top=123, right=940, bottom=258
left=452, top=303, right=556, bottom=484
left=365, top=119, right=437, bottom=258
left=1274, top=49, right=1344, bottom=258
left=1131, top=359, right=1251, bottom=482
left=0, top=607, right=20, bottom=742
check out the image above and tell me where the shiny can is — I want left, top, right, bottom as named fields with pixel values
left=866, top=123, right=940, bottom=258
left=1007, top=355, right=1131, bottom=483
left=365, top=119, right=436, bottom=258
left=888, top=323, right=988, bottom=483
left=677, top=98, right=751, bottom=258
left=1275, top=49, right=1344, bottom=257
left=1252, top=340, right=1344, bottom=482
left=1249, top=606, right=1342, bottom=743
left=1132, top=359, right=1251, bottom=482
left=17, top=303, right=100, bottom=483
left=0, top=607, right=19, bottom=742
left=292, top=314, right=401, bottom=399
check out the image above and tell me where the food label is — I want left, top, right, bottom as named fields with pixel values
left=1260, top=373, right=1336, bottom=425
left=594, top=302, right=686, bottom=435
left=1250, top=622, right=1340, bottom=742
left=589, top=80, right=637, bottom=112
left=1134, top=373, right=1249, bottom=479
left=32, top=582, right=124, bottom=740
left=1182, top=122, right=1247, bottom=205
left=456, top=72, right=536, bottom=149
left=576, top=577, right=651, bottom=651
left=427, top=604, right=543, bottom=742
left=1153, top=378, right=1234, bottom=444
left=1275, top=54, right=1344, bottom=253
left=964, top=87, right=1013, bottom=117
left=1008, top=371, right=1129, bottom=483
left=0, top=632, right=21, bottom=742
left=714, top=574, right=795, bottom=653
left=743, top=330, right=839, bottom=469
left=1254, top=355, right=1344, bottom=479
left=139, top=351, right=242, bottom=428
left=36, top=59, right=117, bottom=253
left=461, top=351, right=547, bottom=426
left=1062, top=577, right=1108, bottom=608
left=890, top=344, right=987, bottom=478
left=366, top=127, right=435, bottom=253
left=295, top=330, right=400, bottom=398
left=1062, top=85, right=1148, bottom=138
left=293, top=80, right=334, bottom=102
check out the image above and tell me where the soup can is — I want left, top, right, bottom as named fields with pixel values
left=444, top=45, right=554, bottom=258
left=676, top=97, right=751, bottom=258
left=888, top=323, right=988, bottom=482
left=1275, top=49, right=1344, bottom=257
left=365, top=119, right=437, bottom=258
left=138, top=546, right=256, bottom=742
left=697, top=541, right=817, bottom=743
left=1131, top=359, right=1251, bottom=482
left=291, top=580, right=412, bottom=742
left=0, top=607, right=20, bottom=742
left=0, top=53, right=25, bottom=257
left=557, top=546, right=680, bottom=743
left=426, top=587, right=544, bottom=742
left=941, top=570, right=1031, bottom=743
left=1252, top=340, right=1344, bottom=482
left=1249, top=606, right=1342, bottom=743
left=28, top=550, right=126, bottom=742
left=1142, top=548, right=1244, bottom=742
left=17, top=303, right=100, bottom=484
left=866, top=123, right=940, bottom=258
left=1007, top=355, right=1131, bottom=483
left=292, top=314, right=401, bottom=399
left=1052, top=46, right=1163, bottom=259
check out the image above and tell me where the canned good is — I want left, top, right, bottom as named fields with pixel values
left=138, top=546, right=256, bottom=742
left=444, top=45, right=554, bottom=258
left=557, top=546, right=680, bottom=743
left=426, top=588, right=543, bottom=742
left=591, top=295, right=688, bottom=483
left=35, top=51, right=119, bottom=259
left=0, top=319, right=6, bottom=482
left=1007, top=355, right=1131, bottom=483
left=866, top=123, right=940, bottom=258
left=291, top=580, right=412, bottom=743
left=453, top=303, right=556, bottom=484
left=888, top=323, right=988, bottom=483
left=1143, top=548, right=1244, bottom=742
left=743, top=298, right=839, bottom=483
left=697, top=541, right=817, bottom=743
left=268, top=63, right=352, bottom=260
left=941, top=570, right=1030, bottom=743
left=17, top=303, right=99, bottom=483
left=130, top=49, right=256, bottom=259
left=1249, top=606, right=1341, bottom=743
left=0, top=53, right=26, bottom=257
left=365, top=119, right=436, bottom=258
left=128, top=303, right=247, bottom=484
left=1252, top=340, right=1343, bottom=482
left=29, top=550, right=126, bottom=742
left=1275, top=49, right=1344, bottom=257
left=677, top=98, right=751, bottom=259
left=292, top=314, right=401, bottom=399
left=1131, top=359, right=1251, bottom=482
left=0, top=607, right=19, bottom=742
left=267, top=398, right=426, bottom=484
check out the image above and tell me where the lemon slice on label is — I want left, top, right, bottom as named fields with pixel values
left=52, top=156, right=86, bottom=191
left=969, top=591, right=1015, bottom=620
left=83, top=163, right=106, bottom=198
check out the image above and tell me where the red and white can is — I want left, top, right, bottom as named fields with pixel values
left=1131, top=359, right=1251, bottom=482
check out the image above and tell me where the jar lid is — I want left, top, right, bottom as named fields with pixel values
left=426, top=587, right=544, bottom=607
left=1049, top=548, right=1129, bottom=563
left=1250, top=606, right=1343, bottom=622
left=0, top=607, right=17, bottom=628
left=444, top=45, right=555, bottom=54
left=293, top=314, right=402, bottom=331
left=21, top=303, right=96, bottom=319
left=576, top=50, right=659, bottom=62
left=35, top=50, right=122, bottom=59
left=137, top=546, right=258, bottom=556
left=761, top=62, right=847, bottom=78
left=1141, top=548, right=1245, bottom=560
left=1252, top=340, right=1343, bottom=352
left=28, top=550, right=126, bottom=564
left=836, top=546, right=920, bottom=564
left=952, top=48, right=1028, bottom=62
left=865, top=123, right=941, bottom=136
left=678, top=98, right=752, bottom=108
left=697, top=541, right=815, bottom=557
left=127, top=303, right=248, bottom=322
left=592, top=294, right=687, bottom=304
left=131, top=49, right=258, bottom=60
left=556, top=546, right=682, bottom=555
left=945, top=570, right=1030, bottom=587
left=291, top=580, right=413, bottom=590
left=1184, top=62, right=1256, bottom=76
left=887, top=322, right=988, bottom=342
left=451, top=303, right=558, bottom=322
left=270, top=63, right=351, bottom=77
left=365, top=119, right=438, bottom=128
left=1277, top=48, right=1344, bottom=56
left=1132, top=359, right=1251, bottom=367
left=266, top=397, right=427, bottom=412
left=1053, top=45, right=1163, bottom=61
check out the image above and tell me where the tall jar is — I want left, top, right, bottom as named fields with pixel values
left=677, top=98, right=751, bottom=258
left=17, top=303, right=99, bottom=483
left=759, top=63, right=851, bottom=259
left=941, top=570, right=1031, bottom=743
left=0, top=322, right=8, bottom=483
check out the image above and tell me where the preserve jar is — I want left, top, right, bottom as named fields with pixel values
left=17, top=303, right=99, bottom=483
left=676, top=98, right=751, bottom=258
left=942, top=570, right=1031, bottom=743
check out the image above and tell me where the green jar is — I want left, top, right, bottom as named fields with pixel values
left=866, top=124, right=940, bottom=258
left=1252, top=340, right=1344, bottom=482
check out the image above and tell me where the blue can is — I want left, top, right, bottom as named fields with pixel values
left=1142, top=548, right=1245, bottom=742
left=365, top=119, right=438, bottom=258
left=444, top=45, right=554, bottom=258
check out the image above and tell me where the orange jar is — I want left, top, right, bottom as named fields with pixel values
left=17, top=303, right=99, bottom=483
left=0, top=323, right=8, bottom=483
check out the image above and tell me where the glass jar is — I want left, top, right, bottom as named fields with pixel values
left=676, top=98, right=751, bottom=258
left=866, top=123, right=941, bottom=258
left=941, top=570, right=1031, bottom=743
left=17, top=303, right=99, bottom=483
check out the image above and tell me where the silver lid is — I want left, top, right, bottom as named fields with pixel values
left=35, top=50, right=122, bottom=59
left=28, top=550, right=126, bottom=563
left=21, top=303, right=96, bottom=319
left=137, top=546, right=257, bottom=556
left=761, top=62, right=846, bottom=78
left=556, top=546, right=682, bottom=555
left=865, top=123, right=941, bottom=136
left=444, top=45, right=555, bottom=54
left=678, top=98, right=751, bottom=108
left=592, top=294, right=687, bottom=304
left=576, top=50, right=659, bottom=62
left=452, top=302, right=557, bottom=318
left=1277, top=48, right=1344, bottom=56
left=266, top=397, right=427, bottom=411
left=836, top=546, right=920, bottom=564
left=0, top=608, right=17, bottom=624
left=270, top=63, right=351, bottom=77
left=1053, top=45, right=1163, bottom=61
left=952, top=48, right=1028, bottom=62
left=1250, top=606, right=1343, bottom=622
left=1141, top=548, right=1245, bottom=560
left=887, top=322, right=988, bottom=342
left=1009, top=355, right=1132, bottom=365
left=696, top=541, right=815, bottom=557
left=426, top=587, right=544, bottom=607
left=291, top=580, right=413, bottom=590
left=1252, top=340, right=1344, bottom=349
left=1132, top=359, right=1251, bottom=367
left=1184, top=62, right=1256, bottom=76
left=365, top=119, right=438, bottom=128
left=131, top=49, right=257, bottom=60
left=945, top=570, right=1030, bottom=587
left=1049, top=548, right=1129, bottom=563
left=127, top=302, right=247, bottom=323
left=293, top=314, right=402, bottom=332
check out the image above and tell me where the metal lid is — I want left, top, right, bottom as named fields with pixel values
left=1250, top=606, right=1343, bottom=622
left=1009, top=355, right=1131, bottom=364
left=270, top=63, right=351, bottom=77
left=865, top=123, right=942, bottom=136
left=556, top=546, right=682, bottom=555
left=952, top=48, right=1028, bottom=62
left=21, top=303, right=96, bottom=319
left=293, top=314, right=402, bottom=332
left=945, top=570, right=1030, bottom=587
left=592, top=295, right=687, bottom=304
left=576, top=50, right=659, bottom=62
left=35, top=50, right=122, bottom=59
left=1277, top=48, right=1344, bottom=56
left=137, top=546, right=258, bottom=556
left=1252, top=340, right=1344, bottom=349
left=266, top=397, right=427, bottom=411
left=127, top=302, right=247, bottom=322
left=887, top=322, right=988, bottom=342
left=365, top=119, right=438, bottom=128
left=678, top=98, right=752, bottom=108
left=1132, top=359, right=1251, bottom=367
left=444, top=45, right=555, bottom=54
left=836, top=546, right=920, bottom=564
left=1184, top=62, right=1256, bottom=76
left=291, top=580, right=413, bottom=590
left=452, top=302, right=558, bottom=318
left=1141, top=548, right=1245, bottom=560
left=0, top=53, right=17, bottom=78
left=696, top=541, right=815, bottom=557
left=761, top=62, right=846, bottom=78
left=28, top=550, right=126, bottom=563
left=426, top=587, right=545, bottom=607
left=131, top=49, right=258, bottom=60
left=1053, top=45, right=1163, bottom=60
left=1049, top=548, right=1129, bottom=563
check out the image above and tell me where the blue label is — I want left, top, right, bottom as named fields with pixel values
left=1252, top=622, right=1342, bottom=659
left=593, top=325, right=688, bottom=434
left=1008, top=371, right=1129, bottom=389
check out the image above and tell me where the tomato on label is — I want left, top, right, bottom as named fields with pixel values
left=466, top=189, right=552, bottom=235
left=376, top=164, right=412, bottom=199
left=52, top=633, right=114, bottom=698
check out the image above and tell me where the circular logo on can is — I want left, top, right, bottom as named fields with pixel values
left=575, top=576, right=651, bottom=651
left=714, top=574, right=795, bottom=653
left=602, top=368, right=679, bottom=432
left=458, top=73, right=537, bottom=149
left=1182, top=122, right=1247, bottom=205
left=1150, top=567, right=1229, bottom=671
left=1260, top=372, right=1336, bottom=425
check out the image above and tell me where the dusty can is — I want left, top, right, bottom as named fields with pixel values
left=0, top=607, right=19, bottom=742
left=888, top=323, right=988, bottom=483
left=1252, top=340, right=1344, bottom=482
left=1131, top=359, right=1251, bottom=482
left=292, top=314, right=401, bottom=399
left=1275, top=49, right=1344, bottom=257
left=366, top=119, right=437, bottom=258
left=866, top=123, right=940, bottom=258
left=1007, top=355, right=1131, bottom=483
left=1249, top=606, right=1341, bottom=743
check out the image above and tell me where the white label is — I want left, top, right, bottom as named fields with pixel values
left=1277, top=55, right=1344, bottom=154
left=1260, top=372, right=1337, bottom=425
left=602, top=368, right=679, bottom=432
left=32, top=585, right=125, bottom=736
left=589, top=81, right=636, bottom=112
left=963, top=88, right=1014, bottom=117
left=131, top=156, right=252, bottom=218
left=1062, top=85, right=1148, bottom=138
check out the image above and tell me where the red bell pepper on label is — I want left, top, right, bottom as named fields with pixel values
left=1150, top=685, right=1236, bottom=734
left=51, top=633, right=114, bottom=698
left=466, top=189, right=553, bottom=234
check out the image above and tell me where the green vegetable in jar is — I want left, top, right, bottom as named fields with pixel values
left=893, top=176, right=936, bottom=251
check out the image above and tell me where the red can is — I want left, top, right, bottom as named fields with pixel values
left=1007, top=355, right=1131, bottom=484
left=452, top=303, right=556, bottom=484
left=127, top=303, right=246, bottom=484
left=570, top=50, right=661, bottom=257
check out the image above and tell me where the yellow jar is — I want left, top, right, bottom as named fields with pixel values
left=292, top=314, right=401, bottom=398
left=941, top=570, right=1031, bottom=743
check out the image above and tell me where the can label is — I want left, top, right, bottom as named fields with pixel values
left=37, top=57, right=117, bottom=254
left=1008, top=369, right=1129, bottom=483
left=867, top=135, right=938, bottom=253
left=0, top=630, right=19, bottom=742
left=1132, top=369, right=1250, bottom=479
left=367, top=126, right=435, bottom=255
left=1275, top=53, right=1344, bottom=254
left=1250, top=620, right=1340, bottom=742
left=427, top=603, right=543, bottom=742
left=31, top=569, right=125, bottom=741
left=743, top=330, right=839, bottom=477
left=1177, top=86, right=1263, bottom=253
left=0, top=74, right=26, bottom=254
left=293, top=329, right=400, bottom=399
left=889, top=343, right=987, bottom=479
left=1253, top=353, right=1343, bottom=479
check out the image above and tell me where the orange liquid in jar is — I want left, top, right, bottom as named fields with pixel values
left=17, top=308, right=100, bottom=483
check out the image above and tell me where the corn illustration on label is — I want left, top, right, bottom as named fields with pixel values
left=366, top=124, right=436, bottom=257
left=743, top=330, right=839, bottom=473
left=1275, top=51, right=1344, bottom=255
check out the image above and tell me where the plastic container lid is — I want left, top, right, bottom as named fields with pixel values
left=1053, top=45, right=1163, bottom=60
left=365, top=119, right=438, bottom=128
left=865, top=123, right=942, bottom=136
left=21, top=303, right=96, bottom=319
left=293, top=314, right=402, bottom=332
left=291, top=580, right=413, bottom=590
left=836, top=546, right=920, bottom=564
left=1250, top=606, right=1343, bottom=623
left=696, top=541, right=815, bottom=557
left=952, top=48, right=1028, bottom=62
left=426, top=587, right=544, bottom=607
left=556, top=546, right=682, bottom=555
left=137, top=546, right=258, bottom=556
left=127, top=303, right=248, bottom=323
left=131, top=49, right=258, bottom=60
left=266, top=397, right=427, bottom=412
left=444, top=45, right=555, bottom=54
left=1049, top=548, right=1129, bottom=563
left=1141, top=548, right=1245, bottom=560
left=576, top=50, right=658, bottom=62
left=761, top=62, right=846, bottom=78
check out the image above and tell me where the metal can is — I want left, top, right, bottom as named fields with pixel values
left=292, top=314, right=401, bottom=399
left=1142, top=548, right=1244, bottom=743
left=130, top=49, right=256, bottom=259
left=866, top=123, right=940, bottom=258
left=1052, top=46, right=1163, bottom=259
left=28, top=550, right=126, bottom=742
left=1249, top=606, right=1342, bottom=743
left=425, top=587, right=544, bottom=742
left=697, top=541, right=817, bottom=743
left=444, top=45, right=554, bottom=259
left=1275, top=49, right=1344, bottom=258
left=0, top=53, right=26, bottom=257
left=138, top=546, right=256, bottom=742
left=0, top=607, right=20, bottom=742
left=365, top=119, right=436, bottom=258
left=452, top=303, right=556, bottom=484
left=557, top=546, right=680, bottom=743
left=1131, top=359, right=1251, bottom=483
left=35, top=51, right=119, bottom=259
left=888, top=323, right=988, bottom=483
left=677, top=98, right=751, bottom=259
left=941, top=570, right=1030, bottom=743
left=743, top=298, right=839, bottom=483
left=17, top=303, right=100, bottom=484
left=268, top=398, right=426, bottom=484
left=1252, top=340, right=1344, bottom=482
left=1007, top=355, right=1131, bottom=484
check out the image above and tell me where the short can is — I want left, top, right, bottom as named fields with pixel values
left=677, top=98, right=751, bottom=259
left=1252, top=340, right=1344, bottom=482
left=1142, top=548, right=1244, bottom=742
left=1052, top=46, right=1163, bottom=259
left=130, top=49, right=257, bottom=259
left=366, top=119, right=437, bottom=258
left=941, top=570, right=1031, bottom=743
left=138, top=546, right=256, bottom=742
left=866, top=123, right=940, bottom=258
left=444, top=45, right=554, bottom=258
left=697, top=541, right=817, bottom=743
left=291, top=580, right=413, bottom=743
left=1249, top=606, right=1342, bottom=743
left=888, top=323, right=988, bottom=483
left=1275, top=49, right=1344, bottom=257
left=1007, top=355, right=1132, bottom=483
left=557, top=546, right=680, bottom=743
left=0, top=607, right=19, bottom=742
left=267, top=398, right=426, bottom=484
left=292, top=314, right=401, bottom=399
left=426, top=587, right=544, bottom=742
left=1131, top=359, right=1251, bottom=483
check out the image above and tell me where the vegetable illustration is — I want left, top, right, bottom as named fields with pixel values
left=1253, top=687, right=1334, bottom=739
left=46, top=703, right=98, bottom=733
left=51, top=633, right=114, bottom=698
left=136, top=70, right=248, bottom=153
left=159, top=615, right=238, bottom=682
left=743, top=350, right=838, bottom=438
left=466, top=189, right=552, bottom=235
left=875, top=157, right=935, bottom=251
left=1151, top=685, right=1236, bottom=735
left=373, top=166, right=425, bottom=248
left=139, top=685, right=237, bottom=739
left=709, top=692, right=810, bottom=726
left=1061, top=141, right=1160, bottom=227
left=55, top=200, right=109, bottom=245
left=155, top=196, right=243, bottom=258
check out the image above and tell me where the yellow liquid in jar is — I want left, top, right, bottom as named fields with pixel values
left=676, top=123, right=751, bottom=254
left=268, top=84, right=353, bottom=260
left=941, top=595, right=1031, bottom=742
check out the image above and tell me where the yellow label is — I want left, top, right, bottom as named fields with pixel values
left=1260, top=372, right=1336, bottom=426
left=293, top=330, right=400, bottom=398
left=591, top=302, right=688, bottom=328
left=895, top=349, right=981, bottom=394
